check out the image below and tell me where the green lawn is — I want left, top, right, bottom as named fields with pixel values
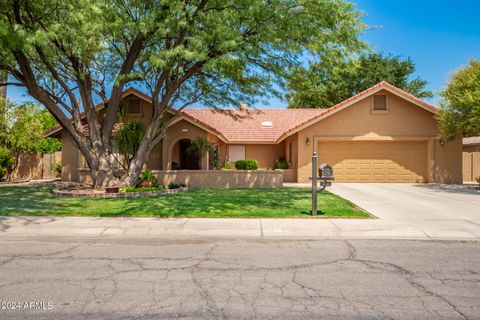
left=0, top=186, right=369, bottom=218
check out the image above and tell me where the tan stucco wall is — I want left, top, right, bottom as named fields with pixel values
left=162, top=119, right=209, bottom=170
left=244, top=143, right=285, bottom=169
left=463, top=145, right=480, bottom=182
left=154, top=170, right=283, bottom=188
left=61, top=132, right=79, bottom=182
left=295, top=90, right=463, bottom=184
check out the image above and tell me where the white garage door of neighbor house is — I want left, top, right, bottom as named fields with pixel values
left=229, top=145, right=246, bottom=163
left=317, top=141, right=428, bottom=183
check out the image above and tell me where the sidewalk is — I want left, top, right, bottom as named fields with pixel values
left=1, top=215, right=479, bottom=240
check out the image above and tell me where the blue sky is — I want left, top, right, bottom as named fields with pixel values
left=6, top=0, right=480, bottom=108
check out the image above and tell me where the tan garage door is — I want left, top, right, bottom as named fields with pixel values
left=317, top=141, right=428, bottom=182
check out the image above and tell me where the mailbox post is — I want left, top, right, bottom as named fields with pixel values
left=310, top=153, right=334, bottom=216
left=311, top=152, right=318, bottom=216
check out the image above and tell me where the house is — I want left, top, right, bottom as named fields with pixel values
left=46, top=81, right=463, bottom=186
left=463, top=137, right=480, bottom=182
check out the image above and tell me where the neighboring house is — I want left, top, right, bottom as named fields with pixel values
left=46, top=81, right=463, bottom=185
left=463, top=137, right=480, bottom=182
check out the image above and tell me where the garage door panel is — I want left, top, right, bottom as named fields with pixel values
left=317, top=141, right=427, bottom=183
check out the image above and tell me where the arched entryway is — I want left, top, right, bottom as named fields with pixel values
left=171, top=139, right=201, bottom=170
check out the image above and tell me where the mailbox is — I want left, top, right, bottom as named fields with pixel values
left=319, top=163, right=334, bottom=180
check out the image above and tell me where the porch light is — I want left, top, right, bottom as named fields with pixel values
left=182, top=129, right=188, bottom=132
left=306, top=137, right=310, bottom=145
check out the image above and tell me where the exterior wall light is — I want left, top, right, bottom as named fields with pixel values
left=306, top=137, right=310, bottom=145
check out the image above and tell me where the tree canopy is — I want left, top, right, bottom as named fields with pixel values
left=439, top=59, right=480, bottom=141
left=0, top=100, right=61, bottom=155
left=287, top=53, right=433, bottom=108
left=0, top=0, right=366, bottom=187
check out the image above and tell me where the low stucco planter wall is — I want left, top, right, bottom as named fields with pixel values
left=152, top=170, right=283, bottom=188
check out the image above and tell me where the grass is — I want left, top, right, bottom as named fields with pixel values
left=0, top=185, right=369, bottom=218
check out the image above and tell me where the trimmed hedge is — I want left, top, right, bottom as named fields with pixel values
left=235, top=159, right=259, bottom=170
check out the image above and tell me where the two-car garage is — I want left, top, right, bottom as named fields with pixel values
left=317, top=141, right=428, bottom=183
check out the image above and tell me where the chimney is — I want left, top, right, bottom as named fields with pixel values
left=0, top=72, right=6, bottom=100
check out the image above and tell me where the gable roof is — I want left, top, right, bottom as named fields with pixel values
left=180, top=109, right=325, bottom=143
left=45, top=81, right=438, bottom=143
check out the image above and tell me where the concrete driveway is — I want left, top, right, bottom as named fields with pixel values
left=330, top=183, right=480, bottom=239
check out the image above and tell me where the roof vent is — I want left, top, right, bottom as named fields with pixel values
left=261, top=121, right=273, bottom=127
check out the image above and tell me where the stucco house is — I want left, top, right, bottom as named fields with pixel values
left=46, top=81, right=463, bottom=186
left=463, top=137, right=480, bottom=182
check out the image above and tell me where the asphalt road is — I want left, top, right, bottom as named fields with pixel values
left=0, top=236, right=479, bottom=320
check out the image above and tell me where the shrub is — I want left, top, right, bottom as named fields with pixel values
left=0, top=147, right=14, bottom=181
left=274, top=158, right=289, bottom=169
left=51, top=161, right=62, bottom=178
left=235, top=159, right=259, bottom=170
left=120, top=185, right=165, bottom=193
left=221, top=161, right=235, bottom=169
left=476, top=176, right=480, bottom=186
left=168, top=182, right=187, bottom=189
left=137, top=169, right=159, bottom=187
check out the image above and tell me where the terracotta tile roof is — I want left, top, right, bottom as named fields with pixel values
left=463, top=137, right=480, bottom=146
left=46, top=82, right=438, bottom=142
left=181, top=109, right=325, bottom=143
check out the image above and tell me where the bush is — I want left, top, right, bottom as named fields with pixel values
left=0, top=147, right=14, bottom=181
left=120, top=185, right=165, bottom=193
left=274, top=158, right=289, bottom=169
left=51, top=161, right=62, bottom=178
left=168, top=182, right=187, bottom=189
left=476, top=176, right=480, bottom=186
left=235, top=159, right=259, bottom=170
left=137, top=169, right=159, bottom=187
left=221, top=161, right=235, bottom=169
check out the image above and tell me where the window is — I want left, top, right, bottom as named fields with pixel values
left=228, top=145, right=245, bottom=163
left=373, top=95, right=387, bottom=110
left=127, top=99, right=141, bottom=115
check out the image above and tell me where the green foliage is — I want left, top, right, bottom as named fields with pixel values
left=186, top=138, right=214, bottom=157
left=274, top=158, right=289, bottom=169
left=137, top=169, right=159, bottom=187
left=0, top=147, right=14, bottom=181
left=439, top=59, right=480, bottom=141
left=476, top=176, right=480, bottom=187
left=0, top=100, right=60, bottom=154
left=117, top=120, right=145, bottom=167
left=120, top=185, right=165, bottom=193
left=221, top=161, right=235, bottom=170
left=167, top=182, right=187, bottom=189
left=287, top=53, right=433, bottom=108
left=235, top=159, right=259, bottom=170
left=50, top=161, right=62, bottom=178
left=0, top=0, right=367, bottom=185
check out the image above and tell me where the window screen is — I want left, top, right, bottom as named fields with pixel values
left=373, top=95, right=387, bottom=110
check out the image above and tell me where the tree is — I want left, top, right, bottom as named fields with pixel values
left=116, top=120, right=145, bottom=168
left=439, top=59, right=480, bottom=141
left=0, top=0, right=366, bottom=188
left=0, top=100, right=61, bottom=160
left=287, top=53, right=433, bottom=108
